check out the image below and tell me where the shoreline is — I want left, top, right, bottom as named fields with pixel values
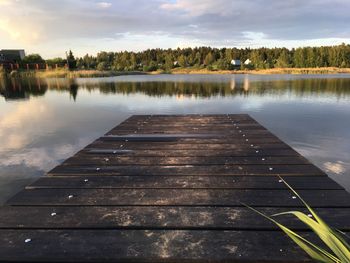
left=169, top=67, right=350, bottom=75
left=2, top=67, right=350, bottom=79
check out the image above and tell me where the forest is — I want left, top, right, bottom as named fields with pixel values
left=25, top=44, right=350, bottom=72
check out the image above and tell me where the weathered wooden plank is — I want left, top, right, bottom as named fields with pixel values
left=1, top=206, right=349, bottom=230
left=109, top=119, right=259, bottom=125
left=48, top=164, right=325, bottom=176
left=115, top=121, right=260, bottom=127
left=107, top=131, right=272, bottom=136
left=0, top=229, right=340, bottom=262
left=62, top=156, right=310, bottom=166
left=101, top=133, right=280, bottom=141
left=124, top=114, right=253, bottom=120
left=91, top=140, right=286, bottom=148
left=101, top=137, right=284, bottom=143
left=114, top=124, right=265, bottom=129
left=28, top=176, right=342, bottom=190
left=8, top=189, right=350, bottom=207
left=85, top=142, right=293, bottom=151
left=73, top=149, right=302, bottom=157
left=118, top=119, right=259, bottom=126
left=122, top=116, right=256, bottom=122
left=108, top=129, right=270, bottom=134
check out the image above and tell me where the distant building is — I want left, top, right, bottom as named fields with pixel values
left=173, top=61, right=179, bottom=66
left=0, top=49, right=25, bottom=63
left=230, top=59, right=241, bottom=66
left=244, top=59, right=252, bottom=65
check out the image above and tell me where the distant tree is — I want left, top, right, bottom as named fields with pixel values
left=67, top=50, right=77, bottom=70
left=81, top=54, right=96, bottom=69
left=194, top=52, right=202, bottom=66
left=130, top=53, right=137, bottom=70
left=250, top=50, right=265, bottom=69
left=97, top=62, right=109, bottom=71
left=46, top=57, right=65, bottom=67
left=164, top=54, right=173, bottom=71
left=225, top=48, right=233, bottom=62
left=275, top=50, right=290, bottom=68
left=143, top=61, right=158, bottom=72
left=39, top=44, right=350, bottom=73
left=204, top=52, right=215, bottom=66
left=293, top=48, right=306, bottom=68
left=216, top=58, right=229, bottom=70
left=22, top=54, right=45, bottom=64
left=178, top=54, right=187, bottom=67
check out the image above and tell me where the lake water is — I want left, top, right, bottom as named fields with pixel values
left=1, top=74, right=350, bottom=204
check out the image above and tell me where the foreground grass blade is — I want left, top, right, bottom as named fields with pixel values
left=275, top=176, right=350, bottom=262
left=244, top=203, right=338, bottom=262
left=243, top=176, right=350, bottom=263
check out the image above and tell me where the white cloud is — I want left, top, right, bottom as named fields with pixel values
left=97, top=2, right=112, bottom=9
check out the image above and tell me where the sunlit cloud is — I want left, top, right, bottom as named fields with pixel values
left=0, top=19, right=21, bottom=39
left=0, top=0, right=12, bottom=6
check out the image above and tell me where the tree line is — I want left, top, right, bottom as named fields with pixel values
left=22, top=44, right=350, bottom=71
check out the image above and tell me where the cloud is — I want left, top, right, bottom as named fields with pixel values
left=97, top=2, right=112, bottom=9
left=0, top=0, right=350, bottom=57
left=0, top=0, right=13, bottom=6
left=161, top=0, right=234, bottom=16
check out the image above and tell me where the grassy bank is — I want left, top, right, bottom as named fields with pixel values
left=35, top=69, right=147, bottom=78
left=170, top=67, right=350, bottom=75
left=0, top=69, right=146, bottom=79
left=2, top=67, right=350, bottom=80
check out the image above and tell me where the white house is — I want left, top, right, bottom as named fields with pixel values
left=230, top=59, right=241, bottom=66
left=244, top=59, right=252, bottom=65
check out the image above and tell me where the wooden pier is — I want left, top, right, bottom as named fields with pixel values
left=0, top=114, right=349, bottom=262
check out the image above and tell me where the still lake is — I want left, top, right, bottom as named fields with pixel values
left=1, top=74, right=350, bottom=204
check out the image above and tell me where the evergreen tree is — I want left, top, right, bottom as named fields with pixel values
left=164, top=54, right=173, bottom=71
left=204, top=52, right=214, bottom=66
left=67, top=50, right=77, bottom=70
left=178, top=54, right=187, bottom=67
left=275, top=50, right=290, bottom=68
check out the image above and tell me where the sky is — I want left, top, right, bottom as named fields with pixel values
left=1, top=0, right=350, bottom=58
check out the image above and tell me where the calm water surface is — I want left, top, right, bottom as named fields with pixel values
left=1, top=74, right=350, bottom=203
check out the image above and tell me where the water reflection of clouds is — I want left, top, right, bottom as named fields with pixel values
left=324, top=161, right=346, bottom=175
left=0, top=97, right=92, bottom=171
left=292, top=141, right=350, bottom=190
left=0, top=100, right=50, bottom=151
left=0, top=141, right=89, bottom=171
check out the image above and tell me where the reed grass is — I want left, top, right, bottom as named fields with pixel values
left=170, top=67, right=350, bottom=75
left=244, top=176, right=350, bottom=263
left=0, top=66, right=6, bottom=78
left=34, top=69, right=146, bottom=78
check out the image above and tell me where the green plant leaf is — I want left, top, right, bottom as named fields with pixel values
left=273, top=211, right=350, bottom=262
left=242, top=176, right=350, bottom=263
left=242, top=203, right=339, bottom=262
